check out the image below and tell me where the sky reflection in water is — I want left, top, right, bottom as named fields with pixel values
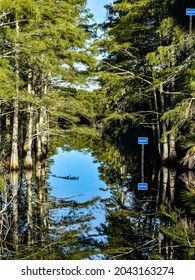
left=49, top=148, right=109, bottom=228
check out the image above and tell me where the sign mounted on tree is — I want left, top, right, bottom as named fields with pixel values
left=186, top=8, right=195, bottom=35
left=186, top=8, right=195, bottom=16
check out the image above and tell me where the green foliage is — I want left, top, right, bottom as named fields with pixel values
left=182, top=134, right=195, bottom=149
left=160, top=205, right=195, bottom=254
left=180, top=188, right=195, bottom=214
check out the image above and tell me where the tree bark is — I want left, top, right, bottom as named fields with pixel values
left=35, top=110, right=43, bottom=245
left=10, top=18, right=19, bottom=171
left=162, top=166, right=168, bottom=204
left=153, top=87, right=162, bottom=157
left=24, top=104, right=33, bottom=169
left=169, top=134, right=177, bottom=161
left=168, top=37, right=177, bottom=163
left=160, top=84, right=169, bottom=162
left=10, top=99, right=19, bottom=171
left=24, top=68, right=34, bottom=169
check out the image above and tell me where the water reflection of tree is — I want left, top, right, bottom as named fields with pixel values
left=6, top=128, right=192, bottom=260
left=0, top=162, right=99, bottom=260
left=96, top=158, right=195, bottom=260
left=180, top=172, right=195, bottom=214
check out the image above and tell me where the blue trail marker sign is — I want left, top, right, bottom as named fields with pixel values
left=186, top=8, right=195, bottom=35
left=138, top=183, right=148, bottom=191
left=186, top=8, right=195, bottom=16
left=138, top=137, right=148, bottom=145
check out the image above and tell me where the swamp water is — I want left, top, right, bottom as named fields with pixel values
left=0, top=146, right=195, bottom=260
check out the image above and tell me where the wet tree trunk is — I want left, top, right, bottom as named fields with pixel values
left=26, top=170, right=33, bottom=245
left=35, top=112, right=43, bottom=244
left=41, top=157, right=50, bottom=237
left=169, top=169, right=176, bottom=202
left=160, top=166, right=169, bottom=259
left=11, top=171, right=19, bottom=250
left=35, top=76, right=49, bottom=244
left=152, top=168, right=161, bottom=239
left=41, top=83, right=49, bottom=237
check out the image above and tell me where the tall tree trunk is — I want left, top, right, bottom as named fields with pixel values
left=169, top=134, right=177, bottom=161
left=41, top=77, right=49, bottom=160
left=153, top=86, right=162, bottom=157
left=40, top=106, right=48, bottom=159
left=35, top=74, right=50, bottom=244
left=24, top=68, right=34, bottom=169
left=10, top=18, right=19, bottom=171
left=10, top=99, right=19, bottom=170
left=24, top=104, right=33, bottom=169
left=162, top=166, right=168, bottom=204
left=168, top=39, right=177, bottom=162
left=35, top=110, right=43, bottom=245
left=160, top=84, right=169, bottom=162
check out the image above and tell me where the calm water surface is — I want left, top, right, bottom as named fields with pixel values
left=49, top=148, right=109, bottom=229
left=1, top=146, right=195, bottom=260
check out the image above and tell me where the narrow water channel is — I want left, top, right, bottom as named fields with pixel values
left=49, top=148, right=109, bottom=231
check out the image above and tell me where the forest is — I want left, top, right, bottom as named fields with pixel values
left=0, top=0, right=195, bottom=260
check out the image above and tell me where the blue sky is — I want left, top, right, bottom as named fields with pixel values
left=87, top=0, right=113, bottom=23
